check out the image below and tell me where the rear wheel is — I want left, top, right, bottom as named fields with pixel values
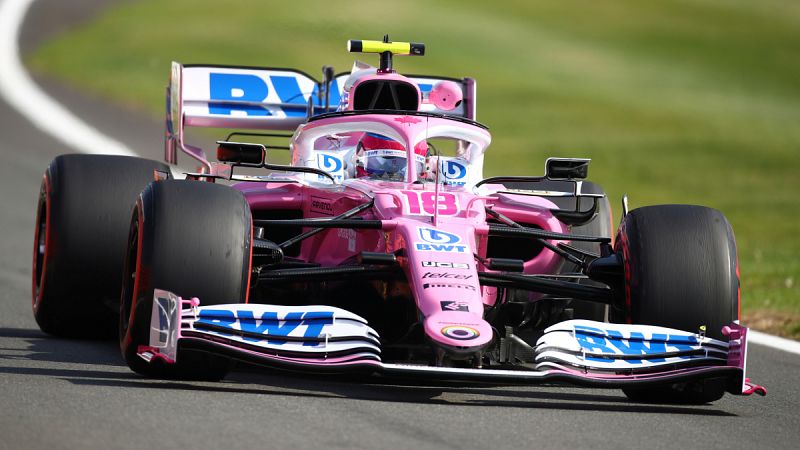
left=32, top=154, right=169, bottom=338
left=119, top=180, right=252, bottom=380
left=616, top=205, right=739, bottom=403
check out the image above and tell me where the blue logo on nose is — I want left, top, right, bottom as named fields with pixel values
left=418, top=227, right=461, bottom=244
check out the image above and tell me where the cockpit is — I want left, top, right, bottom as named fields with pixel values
left=293, top=112, right=491, bottom=187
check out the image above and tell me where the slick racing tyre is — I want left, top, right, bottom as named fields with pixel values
left=616, top=205, right=739, bottom=404
left=32, top=154, right=169, bottom=338
left=120, top=180, right=252, bottom=380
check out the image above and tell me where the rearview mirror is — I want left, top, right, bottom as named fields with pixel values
left=545, top=158, right=590, bottom=180
left=216, top=141, right=265, bottom=165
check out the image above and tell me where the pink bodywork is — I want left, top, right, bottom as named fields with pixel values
left=155, top=61, right=765, bottom=396
left=232, top=113, right=566, bottom=353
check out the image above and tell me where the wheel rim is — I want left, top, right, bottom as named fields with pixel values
left=119, top=209, right=139, bottom=342
left=32, top=183, right=48, bottom=311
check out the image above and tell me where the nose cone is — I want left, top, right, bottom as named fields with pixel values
left=424, top=311, right=494, bottom=354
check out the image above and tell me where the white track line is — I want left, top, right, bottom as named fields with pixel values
left=0, top=0, right=797, bottom=357
left=749, top=330, right=800, bottom=355
left=0, top=0, right=136, bottom=156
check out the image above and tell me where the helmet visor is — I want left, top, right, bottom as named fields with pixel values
left=359, top=149, right=423, bottom=181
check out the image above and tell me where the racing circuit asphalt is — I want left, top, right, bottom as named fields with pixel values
left=0, top=2, right=798, bottom=449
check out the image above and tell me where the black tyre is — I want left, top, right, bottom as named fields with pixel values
left=32, top=154, right=169, bottom=338
left=119, top=180, right=252, bottom=380
left=616, top=205, right=739, bottom=403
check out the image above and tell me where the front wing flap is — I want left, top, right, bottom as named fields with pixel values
left=535, top=320, right=729, bottom=372
left=139, top=289, right=382, bottom=370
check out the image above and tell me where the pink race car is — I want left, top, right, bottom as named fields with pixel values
left=32, top=38, right=764, bottom=404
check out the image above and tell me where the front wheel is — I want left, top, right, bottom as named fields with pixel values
left=119, top=180, right=252, bottom=380
left=616, top=204, right=739, bottom=403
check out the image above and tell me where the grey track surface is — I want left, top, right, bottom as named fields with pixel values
left=0, top=2, right=798, bottom=449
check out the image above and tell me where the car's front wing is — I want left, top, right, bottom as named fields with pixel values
left=139, top=290, right=765, bottom=396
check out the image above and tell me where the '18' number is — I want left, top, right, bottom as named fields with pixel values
left=400, top=191, right=459, bottom=216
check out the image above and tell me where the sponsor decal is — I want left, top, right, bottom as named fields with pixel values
left=208, top=73, right=271, bottom=116
left=316, top=152, right=344, bottom=181
left=441, top=325, right=480, bottom=341
left=310, top=196, right=334, bottom=216
left=394, top=116, right=421, bottom=124
left=414, top=227, right=468, bottom=253
left=337, top=228, right=357, bottom=252
left=422, top=272, right=473, bottom=280
left=573, top=324, right=698, bottom=364
left=317, top=153, right=343, bottom=172
left=196, top=309, right=333, bottom=346
left=415, top=243, right=468, bottom=253
left=418, top=227, right=460, bottom=244
left=440, top=159, right=467, bottom=187
left=421, top=261, right=469, bottom=269
left=440, top=301, right=470, bottom=312
left=424, top=283, right=476, bottom=291
left=401, top=192, right=459, bottom=216
left=363, top=149, right=405, bottom=158
left=206, top=71, right=341, bottom=117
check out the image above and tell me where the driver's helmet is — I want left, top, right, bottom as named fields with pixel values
left=355, top=133, right=428, bottom=181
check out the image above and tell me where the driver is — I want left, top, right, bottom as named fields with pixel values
left=355, top=133, right=428, bottom=181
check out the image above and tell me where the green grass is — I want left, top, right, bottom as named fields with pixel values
left=27, top=0, right=800, bottom=337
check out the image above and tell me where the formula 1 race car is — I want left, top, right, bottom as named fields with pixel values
left=32, top=38, right=765, bottom=403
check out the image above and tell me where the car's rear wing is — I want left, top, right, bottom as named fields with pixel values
left=165, top=62, right=477, bottom=168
